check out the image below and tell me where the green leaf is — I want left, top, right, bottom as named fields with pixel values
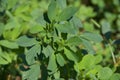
left=86, top=65, right=102, bottom=75
left=91, top=0, right=105, bottom=8
left=3, top=27, right=21, bottom=40
left=81, top=38, right=95, bottom=54
left=78, top=54, right=95, bottom=70
left=0, top=0, right=7, bottom=12
left=56, top=53, right=66, bottom=66
left=15, top=4, right=29, bottom=15
left=64, top=47, right=78, bottom=62
left=47, top=53, right=57, bottom=73
left=42, top=45, right=54, bottom=58
left=25, top=44, right=41, bottom=65
left=83, top=22, right=94, bottom=32
left=94, top=55, right=102, bottom=64
left=66, top=36, right=82, bottom=46
left=69, top=17, right=83, bottom=34
left=0, top=57, right=9, bottom=65
left=56, top=0, right=66, bottom=9
left=110, top=73, right=120, bottom=80
left=70, top=16, right=83, bottom=28
left=22, top=64, right=40, bottom=80
left=58, top=6, right=79, bottom=21
left=54, top=71, right=60, bottom=79
left=29, top=11, right=46, bottom=31
left=55, top=22, right=76, bottom=34
left=101, top=20, right=111, bottom=34
left=48, top=0, right=57, bottom=21
left=81, top=32, right=103, bottom=43
left=3, top=30, right=12, bottom=40
left=29, top=26, right=44, bottom=34
left=0, top=23, right=4, bottom=36
left=98, top=67, right=113, bottom=80
left=5, top=18, right=20, bottom=30
left=17, top=14, right=31, bottom=21
left=7, top=0, right=18, bottom=9
left=11, top=27, right=22, bottom=40
left=31, top=9, right=43, bottom=20
left=0, top=52, right=12, bottom=64
left=35, top=13, right=46, bottom=28
left=0, top=40, right=18, bottom=49
left=16, top=35, right=38, bottom=47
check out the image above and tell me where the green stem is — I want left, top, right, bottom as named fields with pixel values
left=108, top=40, right=116, bottom=64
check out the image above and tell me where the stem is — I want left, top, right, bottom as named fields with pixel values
left=108, top=41, right=116, bottom=64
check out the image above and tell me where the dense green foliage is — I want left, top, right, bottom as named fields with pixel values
left=0, top=0, right=120, bottom=80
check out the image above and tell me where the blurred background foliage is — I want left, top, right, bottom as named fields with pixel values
left=0, top=0, right=120, bottom=80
